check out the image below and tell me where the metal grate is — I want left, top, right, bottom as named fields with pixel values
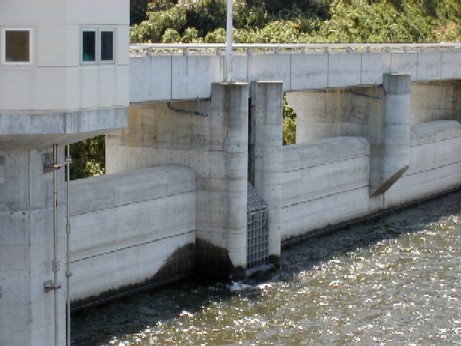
left=247, top=183, right=269, bottom=269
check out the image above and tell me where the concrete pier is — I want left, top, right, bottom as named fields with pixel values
left=0, top=149, right=66, bottom=346
left=107, top=83, right=250, bottom=277
left=370, top=73, right=411, bottom=196
left=250, top=81, right=283, bottom=264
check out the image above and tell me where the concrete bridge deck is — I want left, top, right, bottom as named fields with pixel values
left=129, top=43, right=461, bottom=103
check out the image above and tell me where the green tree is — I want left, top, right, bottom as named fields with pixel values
left=70, top=135, right=105, bottom=180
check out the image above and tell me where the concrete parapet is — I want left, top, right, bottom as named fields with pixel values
left=69, top=166, right=196, bottom=302
left=250, top=81, right=283, bottom=264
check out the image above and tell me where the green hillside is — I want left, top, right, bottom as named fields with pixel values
left=131, top=0, right=461, bottom=43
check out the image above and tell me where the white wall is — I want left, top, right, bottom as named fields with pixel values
left=0, top=0, right=129, bottom=111
left=69, top=165, right=196, bottom=302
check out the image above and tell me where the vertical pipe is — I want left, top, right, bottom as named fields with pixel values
left=52, top=144, right=59, bottom=346
left=65, top=145, right=72, bottom=346
left=225, top=0, right=233, bottom=82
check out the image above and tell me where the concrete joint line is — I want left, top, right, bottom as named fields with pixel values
left=282, top=185, right=368, bottom=208
left=71, top=230, right=196, bottom=263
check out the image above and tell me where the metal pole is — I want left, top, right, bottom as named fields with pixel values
left=65, top=144, right=72, bottom=346
left=226, top=0, right=233, bottom=82
left=52, top=144, right=59, bottom=346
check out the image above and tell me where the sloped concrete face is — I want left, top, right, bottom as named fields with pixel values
left=0, top=149, right=66, bottom=346
left=107, top=83, right=250, bottom=277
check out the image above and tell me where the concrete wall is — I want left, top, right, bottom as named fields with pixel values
left=69, top=165, right=196, bottom=303
left=411, top=81, right=461, bottom=125
left=385, top=120, right=461, bottom=207
left=280, top=119, right=461, bottom=240
left=281, top=137, right=371, bottom=240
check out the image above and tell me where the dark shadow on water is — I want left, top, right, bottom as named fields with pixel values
left=71, top=189, right=461, bottom=346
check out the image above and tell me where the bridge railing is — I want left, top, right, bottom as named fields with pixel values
left=130, top=43, right=461, bottom=57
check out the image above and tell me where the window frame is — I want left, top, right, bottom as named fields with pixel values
left=1, top=27, right=34, bottom=66
left=100, top=29, right=115, bottom=64
left=80, top=27, right=116, bottom=65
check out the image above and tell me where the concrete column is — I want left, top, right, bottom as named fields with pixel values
left=0, top=149, right=66, bottom=346
left=250, top=81, right=282, bottom=265
left=196, top=83, right=249, bottom=277
left=370, top=73, right=411, bottom=196
left=107, top=83, right=250, bottom=278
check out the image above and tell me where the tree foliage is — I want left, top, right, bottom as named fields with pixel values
left=131, top=0, right=461, bottom=44
left=70, top=135, right=105, bottom=180
left=74, top=0, right=461, bottom=177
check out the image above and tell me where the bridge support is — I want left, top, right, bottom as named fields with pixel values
left=0, top=149, right=66, bottom=346
left=250, top=81, right=283, bottom=266
left=107, top=83, right=250, bottom=278
left=370, top=73, right=411, bottom=197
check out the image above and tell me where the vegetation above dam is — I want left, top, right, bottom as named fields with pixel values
left=130, top=0, right=461, bottom=43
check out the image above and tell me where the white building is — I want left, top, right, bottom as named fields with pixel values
left=0, top=1, right=129, bottom=345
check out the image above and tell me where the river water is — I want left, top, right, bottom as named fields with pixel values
left=72, top=190, right=461, bottom=345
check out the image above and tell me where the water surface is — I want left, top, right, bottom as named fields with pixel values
left=72, top=190, right=461, bottom=345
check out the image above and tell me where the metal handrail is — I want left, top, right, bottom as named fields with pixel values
left=129, top=42, right=461, bottom=57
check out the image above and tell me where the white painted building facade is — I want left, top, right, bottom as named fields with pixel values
left=0, top=1, right=129, bottom=345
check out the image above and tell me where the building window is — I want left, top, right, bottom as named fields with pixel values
left=81, top=28, right=115, bottom=64
left=2, top=28, right=32, bottom=64
left=101, top=31, right=114, bottom=61
left=82, top=30, right=96, bottom=62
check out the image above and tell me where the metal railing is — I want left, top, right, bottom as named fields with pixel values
left=130, top=42, right=461, bottom=57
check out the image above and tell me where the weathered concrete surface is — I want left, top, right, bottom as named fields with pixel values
left=286, top=88, right=374, bottom=144
left=69, top=166, right=196, bottom=302
left=107, top=83, right=249, bottom=276
left=250, top=81, right=283, bottom=263
left=411, top=81, right=461, bottom=125
left=0, top=149, right=66, bottom=346
left=281, top=137, right=370, bottom=240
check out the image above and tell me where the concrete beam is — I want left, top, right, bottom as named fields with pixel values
left=0, top=108, right=128, bottom=150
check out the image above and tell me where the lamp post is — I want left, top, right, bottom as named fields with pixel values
left=225, top=0, right=233, bottom=82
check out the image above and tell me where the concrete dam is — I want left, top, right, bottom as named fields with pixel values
left=1, top=5, right=461, bottom=342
